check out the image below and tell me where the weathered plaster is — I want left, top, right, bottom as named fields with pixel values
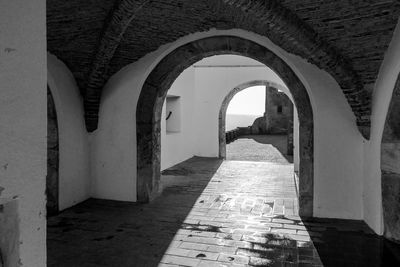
left=0, top=1, right=47, bottom=265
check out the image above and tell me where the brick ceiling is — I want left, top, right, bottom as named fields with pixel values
left=47, top=0, right=400, bottom=137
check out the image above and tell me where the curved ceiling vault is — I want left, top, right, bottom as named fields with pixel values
left=47, top=0, right=400, bottom=138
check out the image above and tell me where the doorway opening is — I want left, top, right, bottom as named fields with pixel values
left=136, top=36, right=314, bottom=217
left=220, top=81, right=296, bottom=166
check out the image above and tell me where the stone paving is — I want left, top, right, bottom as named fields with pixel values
left=48, top=157, right=400, bottom=267
left=226, top=135, right=293, bottom=163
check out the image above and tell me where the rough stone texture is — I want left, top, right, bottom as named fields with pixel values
left=212, top=0, right=371, bottom=132
left=382, top=74, right=400, bottom=143
left=83, top=0, right=150, bottom=129
left=47, top=157, right=400, bottom=267
left=264, top=87, right=293, bottom=135
left=225, top=129, right=241, bottom=145
left=250, top=117, right=267, bottom=135
left=287, top=116, right=294, bottom=156
left=47, top=0, right=115, bottom=94
left=136, top=36, right=314, bottom=216
left=382, top=173, right=400, bottom=243
left=382, top=73, right=400, bottom=243
left=382, top=143, right=400, bottom=175
left=250, top=86, right=294, bottom=136
left=47, top=0, right=400, bottom=134
left=47, top=88, right=59, bottom=216
left=0, top=198, right=19, bottom=267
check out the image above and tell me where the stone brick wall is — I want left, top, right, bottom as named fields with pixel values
left=250, top=117, right=267, bottom=134
left=266, top=88, right=292, bottom=134
left=46, top=0, right=400, bottom=133
left=46, top=88, right=59, bottom=215
left=47, top=0, right=400, bottom=95
left=382, top=73, right=400, bottom=242
left=251, top=87, right=293, bottom=135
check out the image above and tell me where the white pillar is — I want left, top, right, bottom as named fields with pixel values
left=0, top=0, right=47, bottom=266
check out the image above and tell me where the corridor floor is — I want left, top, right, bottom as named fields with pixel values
left=48, top=157, right=400, bottom=266
left=226, top=135, right=293, bottom=163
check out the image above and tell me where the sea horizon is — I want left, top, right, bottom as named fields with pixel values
left=225, top=113, right=261, bottom=131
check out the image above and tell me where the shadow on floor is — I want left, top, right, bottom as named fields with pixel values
left=47, top=157, right=223, bottom=267
left=235, top=215, right=400, bottom=266
left=299, top=217, right=393, bottom=267
left=47, top=157, right=400, bottom=267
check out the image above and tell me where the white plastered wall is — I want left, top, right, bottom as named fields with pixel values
left=47, top=53, right=91, bottom=210
left=159, top=55, right=299, bottom=171
left=0, top=0, right=47, bottom=266
left=161, top=67, right=196, bottom=170
left=192, top=56, right=292, bottom=158
left=296, top=59, right=364, bottom=219
left=363, top=20, right=400, bottom=234
left=90, top=58, right=151, bottom=202
left=93, top=29, right=364, bottom=220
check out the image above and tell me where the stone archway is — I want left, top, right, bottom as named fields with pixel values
left=381, top=73, right=400, bottom=242
left=136, top=36, right=314, bottom=217
left=47, top=86, right=59, bottom=216
left=218, top=80, right=292, bottom=159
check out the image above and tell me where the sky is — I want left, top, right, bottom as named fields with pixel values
left=226, top=86, right=265, bottom=115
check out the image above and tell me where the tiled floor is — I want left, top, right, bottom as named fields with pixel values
left=47, top=141, right=400, bottom=267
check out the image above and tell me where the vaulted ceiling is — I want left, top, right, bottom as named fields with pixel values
left=47, top=0, right=400, bottom=137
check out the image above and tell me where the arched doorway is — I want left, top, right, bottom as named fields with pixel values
left=381, top=73, right=400, bottom=242
left=136, top=36, right=314, bottom=217
left=47, top=86, right=59, bottom=216
left=218, top=80, right=294, bottom=159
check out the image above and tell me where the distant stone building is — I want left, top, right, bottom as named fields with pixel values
left=251, top=86, right=293, bottom=135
